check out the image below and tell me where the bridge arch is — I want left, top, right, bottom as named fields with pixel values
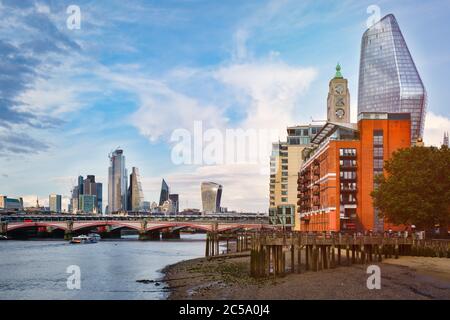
left=72, top=221, right=141, bottom=232
left=145, top=222, right=213, bottom=233
left=7, top=222, right=68, bottom=232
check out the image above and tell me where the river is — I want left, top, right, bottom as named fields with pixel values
left=0, top=234, right=205, bottom=300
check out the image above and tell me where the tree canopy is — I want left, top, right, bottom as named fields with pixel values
left=371, top=146, right=450, bottom=235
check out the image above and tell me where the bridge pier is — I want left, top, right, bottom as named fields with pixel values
left=139, top=231, right=160, bottom=241
left=161, top=230, right=180, bottom=239
left=0, top=222, right=7, bottom=237
left=64, top=231, right=73, bottom=240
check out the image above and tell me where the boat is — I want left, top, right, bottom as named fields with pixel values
left=0, top=235, right=7, bottom=240
left=70, top=233, right=101, bottom=244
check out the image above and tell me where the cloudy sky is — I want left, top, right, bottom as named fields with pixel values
left=1, top=0, right=449, bottom=212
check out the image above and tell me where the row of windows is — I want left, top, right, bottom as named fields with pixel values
left=340, top=159, right=356, bottom=167
left=340, top=148, right=357, bottom=156
left=340, top=171, right=357, bottom=179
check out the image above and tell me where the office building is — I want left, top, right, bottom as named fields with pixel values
left=358, top=14, right=426, bottom=143
left=159, top=179, right=170, bottom=206
left=108, top=149, right=128, bottom=213
left=83, top=175, right=102, bottom=214
left=79, top=194, right=97, bottom=213
left=201, top=182, right=222, bottom=214
left=49, top=194, right=62, bottom=213
left=169, top=194, right=179, bottom=213
left=0, top=195, right=23, bottom=211
left=127, top=167, right=144, bottom=212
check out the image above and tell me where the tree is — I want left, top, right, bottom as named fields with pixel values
left=371, top=146, right=450, bottom=238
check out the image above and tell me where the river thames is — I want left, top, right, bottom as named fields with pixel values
left=0, top=234, right=205, bottom=300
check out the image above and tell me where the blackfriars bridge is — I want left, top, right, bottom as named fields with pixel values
left=0, top=214, right=270, bottom=240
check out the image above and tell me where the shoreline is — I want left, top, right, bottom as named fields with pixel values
left=162, top=253, right=450, bottom=300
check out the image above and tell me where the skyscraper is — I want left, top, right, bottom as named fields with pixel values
left=128, top=167, right=144, bottom=212
left=108, top=149, right=128, bottom=213
left=83, top=175, right=102, bottom=214
left=201, top=182, right=222, bottom=214
left=159, top=179, right=169, bottom=206
left=49, top=194, right=62, bottom=213
left=169, top=194, right=179, bottom=213
left=358, top=14, right=426, bottom=142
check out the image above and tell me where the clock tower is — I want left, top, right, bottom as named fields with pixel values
left=327, top=64, right=350, bottom=123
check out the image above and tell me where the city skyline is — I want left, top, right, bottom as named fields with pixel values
left=1, top=0, right=449, bottom=213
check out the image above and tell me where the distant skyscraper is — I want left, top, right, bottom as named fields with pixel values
left=169, top=194, right=179, bottom=213
left=443, top=132, right=449, bottom=147
left=108, top=149, right=128, bottom=213
left=79, top=194, right=97, bottom=213
left=201, top=182, right=222, bottom=214
left=159, top=179, right=170, bottom=206
left=128, top=167, right=144, bottom=212
left=83, top=175, right=102, bottom=214
left=358, top=14, right=426, bottom=142
left=70, top=186, right=79, bottom=213
left=49, top=194, right=62, bottom=213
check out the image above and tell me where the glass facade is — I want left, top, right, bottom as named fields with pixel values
left=108, top=149, right=128, bottom=213
left=358, top=14, right=426, bottom=141
left=201, top=182, right=222, bottom=213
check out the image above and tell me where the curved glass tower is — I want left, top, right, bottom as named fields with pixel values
left=358, top=14, right=426, bottom=142
left=201, top=182, right=222, bottom=214
left=108, top=149, right=128, bottom=213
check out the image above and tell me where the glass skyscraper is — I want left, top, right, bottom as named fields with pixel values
left=108, top=149, right=128, bottom=213
left=159, top=179, right=170, bottom=206
left=358, top=14, right=426, bottom=142
left=128, top=167, right=144, bottom=212
left=201, top=182, right=222, bottom=214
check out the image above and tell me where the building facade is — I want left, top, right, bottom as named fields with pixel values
left=0, top=196, right=23, bottom=212
left=298, top=112, right=411, bottom=233
left=159, top=179, right=170, bottom=206
left=201, top=182, right=222, bottom=214
left=269, top=125, right=323, bottom=230
left=83, top=175, right=102, bottom=214
left=358, top=14, right=426, bottom=143
left=79, top=194, right=97, bottom=213
left=169, top=194, right=179, bottom=213
left=49, top=194, right=62, bottom=213
left=108, top=149, right=128, bottom=213
left=128, top=167, right=144, bottom=212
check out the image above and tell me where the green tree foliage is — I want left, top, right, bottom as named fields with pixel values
left=371, top=146, right=450, bottom=236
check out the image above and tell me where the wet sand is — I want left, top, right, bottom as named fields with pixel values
left=163, top=253, right=450, bottom=300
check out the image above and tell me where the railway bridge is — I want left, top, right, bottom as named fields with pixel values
left=0, top=214, right=270, bottom=240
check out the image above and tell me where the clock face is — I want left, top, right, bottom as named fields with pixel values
left=335, top=84, right=344, bottom=95
left=336, top=108, right=345, bottom=119
left=335, top=97, right=345, bottom=107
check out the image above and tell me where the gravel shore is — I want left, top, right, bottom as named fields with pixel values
left=162, top=253, right=450, bottom=300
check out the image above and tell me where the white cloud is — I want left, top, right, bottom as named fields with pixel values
left=424, top=112, right=450, bottom=146
left=215, top=60, right=317, bottom=131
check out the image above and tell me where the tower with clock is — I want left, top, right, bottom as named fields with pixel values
left=327, top=63, right=350, bottom=123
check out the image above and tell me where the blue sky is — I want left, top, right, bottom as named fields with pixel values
left=1, top=0, right=449, bottom=212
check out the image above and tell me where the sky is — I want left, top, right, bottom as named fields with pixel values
left=1, top=0, right=449, bottom=212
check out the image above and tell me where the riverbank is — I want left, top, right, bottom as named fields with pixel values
left=163, top=253, right=450, bottom=299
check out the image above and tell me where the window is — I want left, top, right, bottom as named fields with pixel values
left=281, top=191, right=287, bottom=195
left=373, top=147, right=383, bottom=158
left=340, top=148, right=356, bottom=157
left=281, top=184, right=287, bottom=189
left=281, top=159, right=288, bottom=164
left=281, top=197, right=287, bottom=202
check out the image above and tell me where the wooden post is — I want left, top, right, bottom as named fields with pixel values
left=215, top=233, right=219, bottom=255
left=291, top=245, right=295, bottom=273
left=346, top=244, right=351, bottom=266
left=305, top=245, right=310, bottom=271
left=205, top=233, right=210, bottom=257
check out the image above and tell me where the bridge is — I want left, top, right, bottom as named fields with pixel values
left=0, top=214, right=270, bottom=240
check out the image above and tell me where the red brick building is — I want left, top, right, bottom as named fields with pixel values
left=297, top=112, right=411, bottom=233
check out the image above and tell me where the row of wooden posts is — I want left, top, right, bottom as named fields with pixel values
left=204, top=231, right=450, bottom=278
left=205, top=232, right=250, bottom=257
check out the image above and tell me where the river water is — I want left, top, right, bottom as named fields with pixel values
left=0, top=234, right=205, bottom=300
